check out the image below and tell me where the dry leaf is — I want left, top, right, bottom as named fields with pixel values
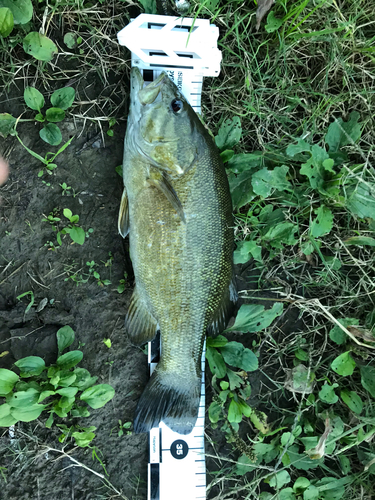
left=347, top=325, right=375, bottom=343
left=305, top=417, right=332, bottom=459
left=256, top=0, right=275, bottom=30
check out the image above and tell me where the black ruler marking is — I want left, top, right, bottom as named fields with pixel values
left=150, top=464, right=160, bottom=500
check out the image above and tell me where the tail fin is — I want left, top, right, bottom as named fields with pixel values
left=133, top=369, right=201, bottom=435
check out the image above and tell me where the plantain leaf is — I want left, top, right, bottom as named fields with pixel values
left=23, top=32, right=58, bottom=62
left=0, top=7, right=13, bottom=36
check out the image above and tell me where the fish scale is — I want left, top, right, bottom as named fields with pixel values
left=120, top=67, right=235, bottom=436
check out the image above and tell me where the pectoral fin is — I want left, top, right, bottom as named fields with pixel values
left=147, top=171, right=185, bottom=223
left=118, top=188, right=130, bottom=238
left=125, top=286, right=158, bottom=346
left=207, top=278, right=238, bottom=336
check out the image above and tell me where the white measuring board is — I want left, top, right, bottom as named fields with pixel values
left=148, top=334, right=206, bottom=500
left=117, top=14, right=222, bottom=500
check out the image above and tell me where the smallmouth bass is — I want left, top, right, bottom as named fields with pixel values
left=119, top=68, right=236, bottom=434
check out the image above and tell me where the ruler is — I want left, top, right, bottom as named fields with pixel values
left=148, top=334, right=206, bottom=500
left=117, top=14, right=222, bottom=500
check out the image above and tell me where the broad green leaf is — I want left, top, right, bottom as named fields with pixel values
left=10, top=403, right=45, bottom=422
left=293, top=477, right=310, bottom=492
left=310, top=206, right=334, bottom=237
left=69, top=226, right=85, bottom=245
left=23, top=32, right=58, bottom=62
left=265, top=11, right=283, bottom=32
left=56, top=351, right=83, bottom=370
left=56, top=387, right=78, bottom=398
left=304, top=486, right=319, bottom=500
left=0, top=403, right=18, bottom=426
left=325, top=112, right=362, bottom=152
left=72, top=368, right=97, bottom=390
left=267, top=470, right=291, bottom=488
left=300, top=144, right=330, bottom=190
left=7, top=388, right=39, bottom=408
left=0, top=7, right=13, bottom=36
left=233, top=240, right=262, bottom=264
left=235, top=453, right=259, bottom=476
left=285, top=445, right=322, bottom=470
left=330, top=352, right=356, bottom=376
left=226, top=152, right=262, bottom=173
left=229, top=171, right=256, bottom=210
left=281, top=431, right=295, bottom=446
left=57, top=371, right=76, bottom=388
left=46, top=107, right=65, bottom=123
left=45, top=412, right=54, bottom=428
left=346, top=183, right=375, bottom=219
left=206, top=335, right=228, bottom=348
left=40, top=123, right=62, bottom=146
left=344, top=236, right=375, bottom=247
left=0, top=113, right=16, bottom=138
left=206, top=346, right=227, bottom=378
left=315, top=476, right=354, bottom=500
left=329, top=318, right=359, bottom=345
left=208, top=400, right=222, bottom=423
left=340, top=389, right=363, bottom=414
left=228, top=399, right=242, bottom=423
left=38, top=390, right=55, bottom=403
left=360, top=365, right=375, bottom=397
left=295, top=348, right=309, bottom=361
left=24, top=87, right=44, bottom=111
left=226, top=302, right=283, bottom=333
left=72, top=431, right=95, bottom=447
left=286, top=138, right=311, bottom=157
left=338, top=455, right=351, bottom=475
left=253, top=442, right=279, bottom=464
left=15, top=356, right=45, bottom=377
left=262, top=222, right=298, bottom=248
left=215, top=116, right=242, bottom=150
left=57, top=325, right=75, bottom=353
left=70, top=406, right=90, bottom=418
left=51, top=87, right=75, bottom=110
left=227, top=369, right=243, bottom=390
left=138, top=0, right=157, bottom=14
left=251, top=165, right=290, bottom=197
left=63, top=208, right=72, bottom=220
left=322, top=158, right=335, bottom=172
left=0, top=0, right=32, bottom=24
left=63, top=33, right=77, bottom=49
left=220, top=150, right=234, bottom=163
left=279, top=489, right=296, bottom=500
left=59, top=396, right=75, bottom=408
left=319, top=383, right=339, bottom=404
left=0, top=368, right=19, bottom=396
left=80, top=384, right=115, bottom=409
left=220, top=342, right=258, bottom=372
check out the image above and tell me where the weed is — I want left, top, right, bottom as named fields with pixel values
left=0, top=326, right=115, bottom=449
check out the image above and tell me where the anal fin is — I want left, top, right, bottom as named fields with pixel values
left=207, top=278, right=238, bottom=336
left=125, top=287, right=158, bottom=345
left=147, top=170, right=185, bottom=223
left=118, top=187, right=130, bottom=238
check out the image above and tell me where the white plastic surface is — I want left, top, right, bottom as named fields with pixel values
left=117, top=13, right=222, bottom=76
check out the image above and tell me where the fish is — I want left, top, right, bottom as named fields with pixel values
left=118, top=67, right=236, bottom=435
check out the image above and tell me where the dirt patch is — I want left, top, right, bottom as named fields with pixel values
left=0, top=120, right=150, bottom=500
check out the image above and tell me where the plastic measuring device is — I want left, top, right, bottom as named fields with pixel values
left=117, top=13, right=222, bottom=500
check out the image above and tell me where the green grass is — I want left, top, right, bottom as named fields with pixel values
left=1, top=0, right=375, bottom=499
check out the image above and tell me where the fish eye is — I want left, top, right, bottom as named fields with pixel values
left=171, top=99, right=183, bottom=114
